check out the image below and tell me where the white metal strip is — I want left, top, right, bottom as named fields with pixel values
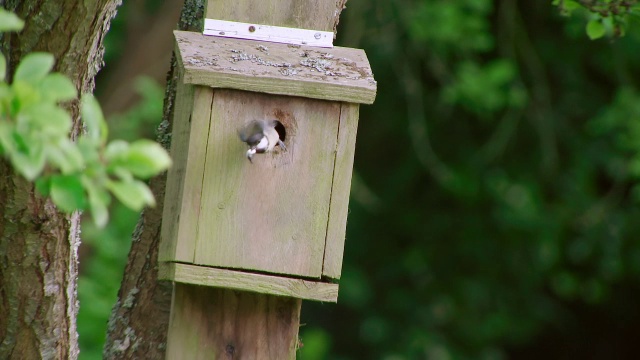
left=203, top=19, right=333, bottom=48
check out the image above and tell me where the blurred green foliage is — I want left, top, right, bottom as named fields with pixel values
left=554, top=0, right=640, bottom=38
left=78, top=0, right=640, bottom=359
left=299, top=0, right=640, bottom=359
left=77, top=76, right=164, bottom=359
left=77, top=205, right=141, bottom=359
left=77, top=0, right=167, bottom=357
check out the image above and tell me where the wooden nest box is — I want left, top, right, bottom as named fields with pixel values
left=158, top=30, right=376, bottom=302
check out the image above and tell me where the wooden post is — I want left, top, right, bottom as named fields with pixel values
left=164, top=1, right=347, bottom=358
left=167, top=284, right=301, bottom=359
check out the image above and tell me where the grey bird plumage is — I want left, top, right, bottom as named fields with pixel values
left=238, top=120, right=286, bottom=162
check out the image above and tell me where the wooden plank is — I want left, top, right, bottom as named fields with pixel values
left=205, top=0, right=337, bottom=32
left=174, top=30, right=377, bottom=104
left=166, top=284, right=302, bottom=359
left=172, top=86, right=214, bottom=262
left=322, top=103, right=359, bottom=279
left=159, top=263, right=338, bottom=302
left=195, top=89, right=340, bottom=278
left=159, top=68, right=195, bottom=262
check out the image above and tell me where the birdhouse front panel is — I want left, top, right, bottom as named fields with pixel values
left=194, top=89, right=340, bottom=277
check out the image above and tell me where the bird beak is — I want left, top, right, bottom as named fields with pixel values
left=246, top=148, right=256, bottom=163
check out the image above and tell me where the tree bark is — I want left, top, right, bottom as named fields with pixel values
left=0, top=1, right=121, bottom=359
left=103, top=0, right=348, bottom=358
left=102, top=2, right=205, bottom=358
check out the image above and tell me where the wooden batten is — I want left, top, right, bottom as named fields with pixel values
left=159, top=68, right=195, bottom=263
left=174, top=30, right=376, bottom=104
left=159, top=85, right=213, bottom=263
left=159, top=262, right=339, bottom=302
left=322, top=103, right=360, bottom=279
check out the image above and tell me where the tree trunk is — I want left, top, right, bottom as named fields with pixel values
left=0, top=1, right=121, bottom=359
left=102, top=2, right=205, bottom=358
left=103, top=0, right=348, bottom=358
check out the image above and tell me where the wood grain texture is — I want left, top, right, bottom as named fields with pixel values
left=174, top=30, right=377, bottom=104
left=206, top=0, right=338, bottom=32
left=195, top=89, right=340, bottom=278
left=159, top=263, right=338, bottom=302
left=159, top=69, right=195, bottom=262
left=174, top=87, right=215, bottom=261
left=322, top=103, right=359, bottom=279
left=166, top=284, right=301, bottom=360
left=160, top=84, right=214, bottom=263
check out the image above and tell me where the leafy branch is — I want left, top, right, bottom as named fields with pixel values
left=0, top=10, right=171, bottom=227
left=553, top=0, right=640, bottom=38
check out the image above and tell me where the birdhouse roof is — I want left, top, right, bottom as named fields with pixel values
left=174, top=30, right=377, bottom=104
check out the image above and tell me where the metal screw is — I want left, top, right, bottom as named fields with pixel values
left=314, top=33, right=321, bottom=39
left=249, top=25, right=256, bottom=32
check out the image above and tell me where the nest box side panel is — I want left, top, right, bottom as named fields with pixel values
left=195, top=89, right=340, bottom=278
left=322, top=103, right=359, bottom=280
left=159, top=85, right=214, bottom=263
left=159, top=72, right=194, bottom=262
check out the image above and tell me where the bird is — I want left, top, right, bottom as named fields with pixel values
left=238, top=119, right=286, bottom=162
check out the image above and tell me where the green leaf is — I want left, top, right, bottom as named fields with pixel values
left=563, top=0, right=580, bottom=11
left=82, top=176, right=110, bottom=228
left=39, top=73, right=77, bottom=102
left=120, top=140, right=172, bottom=178
left=59, top=138, right=85, bottom=172
left=14, top=53, right=55, bottom=84
left=11, top=128, right=29, bottom=153
left=104, top=140, right=129, bottom=160
left=0, top=10, right=25, bottom=32
left=106, top=179, right=155, bottom=211
left=77, top=137, right=101, bottom=163
left=50, top=174, right=87, bottom=212
left=46, top=139, right=85, bottom=174
left=0, top=122, right=13, bottom=153
left=21, top=103, right=72, bottom=135
left=110, top=166, right=134, bottom=182
left=88, top=188, right=109, bottom=228
left=81, top=94, right=108, bottom=145
left=0, top=53, right=6, bottom=82
left=0, top=86, right=9, bottom=120
left=586, top=20, right=606, bottom=40
left=11, top=81, right=40, bottom=113
left=11, top=146, right=45, bottom=180
left=35, top=176, right=52, bottom=197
